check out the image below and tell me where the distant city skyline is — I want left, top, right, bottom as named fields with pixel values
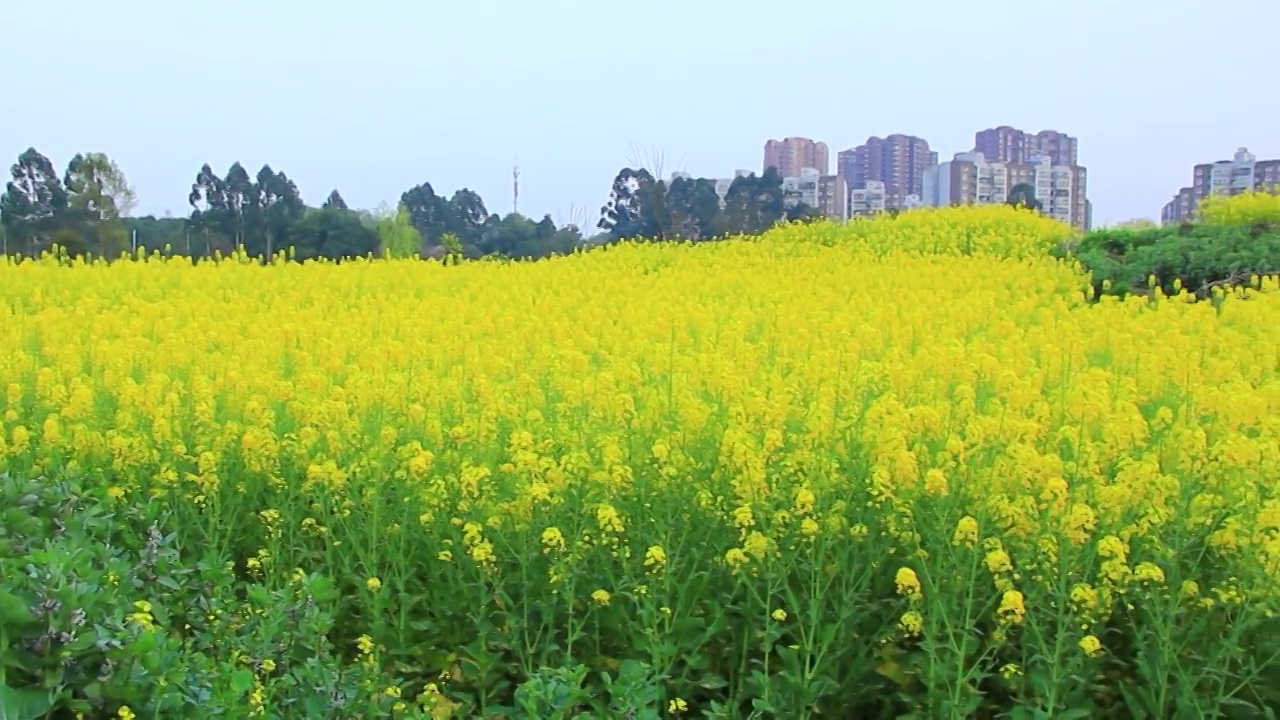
left=755, top=130, right=1280, bottom=229
left=756, top=128, right=1091, bottom=230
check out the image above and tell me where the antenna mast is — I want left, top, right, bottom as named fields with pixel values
left=513, top=155, right=520, bottom=215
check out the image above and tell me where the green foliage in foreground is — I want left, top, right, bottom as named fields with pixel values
left=0, top=474, right=415, bottom=719
left=4, top=463, right=1280, bottom=719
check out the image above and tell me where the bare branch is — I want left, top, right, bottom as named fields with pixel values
left=1195, top=270, right=1274, bottom=299
left=626, top=143, right=668, bottom=181
left=554, top=201, right=598, bottom=236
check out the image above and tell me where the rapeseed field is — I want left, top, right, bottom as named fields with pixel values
left=1, top=205, right=1277, bottom=718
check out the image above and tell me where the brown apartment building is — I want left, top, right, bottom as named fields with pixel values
left=763, top=137, right=830, bottom=177
left=836, top=134, right=937, bottom=208
left=975, top=126, right=1079, bottom=166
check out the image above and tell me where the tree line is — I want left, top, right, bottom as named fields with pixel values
left=597, top=165, right=820, bottom=241
left=2, top=147, right=817, bottom=263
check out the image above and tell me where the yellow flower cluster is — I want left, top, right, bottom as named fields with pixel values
left=1, top=204, right=1276, bottom=709
left=1198, top=187, right=1280, bottom=226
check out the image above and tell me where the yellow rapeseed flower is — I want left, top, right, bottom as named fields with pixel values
left=1134, top=562, right=1166, bottom=585
left=1079, top=634, right=1103, bottom=657
left=724, top=548, right=749, bottom=570
left=952, top=516, right=979, bottom=546
left=541, top=527, right=566, bottom=553
left=898, top=610, right=924, bottom=636
left=923, top=468, right=949, bottom=496
left=985, top=549, right=1013, bottom=575
left=998, top=590, right=1026, bottom=625
left=2, top=203, right=1275, bottom=712
left=643, top=544, right=667, bottom=570
left=895, top=567, right=922, bottom=600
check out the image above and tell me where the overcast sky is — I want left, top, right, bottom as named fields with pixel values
left=3, top=0, right=1277, bottom=227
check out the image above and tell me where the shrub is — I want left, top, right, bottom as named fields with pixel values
left=1067, top=223, right=1279, bottom=298
left=1066, top=189, right=1280, bottom=299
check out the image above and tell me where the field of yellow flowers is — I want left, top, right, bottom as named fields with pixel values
left=1, top=205, right=1278, bottom=719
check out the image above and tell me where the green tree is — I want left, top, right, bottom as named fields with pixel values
left=126, top=215, right=191, bottom=256
left=471, top=212, right=579, bottom=259
left=64, top=152, right=137, bottom=215
left=1007, top=183, right=1043, bottom=213
left=478, top=213, right=539, bottom=257
left=785, top=203, right=825, bottom=223
left=1, top=148, right=70, bottom=257
left=49, top=227, right=90, bottom=258
left=400, top=182, right=450, bottom=245
left=446, top=189, right=489, bottom=249
left=288, top=206, right=378, bottom=261
left=375, top=203, right=423, bottom=259
left=439, top=231, right=464, bottom=263
left=322, top=189, right=348, bottom=211
left=547, top=226, right=585, bottom=256
left=223, top=162, right=255, bottom=250
left=717, top=168, right=785, bottom=236
left=662, top=176, right=712, bottom=240
left=684, top=177, right=724, bottom=240
left=249, top=165, right=304, bottom=260
left=63, top=152, right=136, bottom=258
left=189, top=164, right=231, bottom=255
left=598, top=168, right=662, bottom=240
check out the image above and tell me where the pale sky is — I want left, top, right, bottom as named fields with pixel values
left=3, top=0, right=1277, bottom=227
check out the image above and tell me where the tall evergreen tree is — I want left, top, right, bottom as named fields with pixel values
left=1, top=148, right=70, bottom=256
left=322, top=189, right=348, bottom=211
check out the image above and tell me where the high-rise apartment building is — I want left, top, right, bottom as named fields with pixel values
left=781, top=168, right=847, bottom=220
left=1034, top=130, right=1079, bottom=167
left=922, top=152, right=1009, bottom=206
left=764, top=137, right=829, bottom=177
left=836, top=134, right=935, bottom=209
left=975, top=126, right=1079, bottom=166
left=1162, top=188, right=1197, bottom=224
left=923, top=151, right=1089, bottom=232
left=817, top=174, right=847, bottom=221
left=1161, top=148, right=1280, bottom=223
left=973, top=126, right=1027, bottom=166
left=847, top=181, right=888, bottom=218
left=781, top=168, right=819, bottom=212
